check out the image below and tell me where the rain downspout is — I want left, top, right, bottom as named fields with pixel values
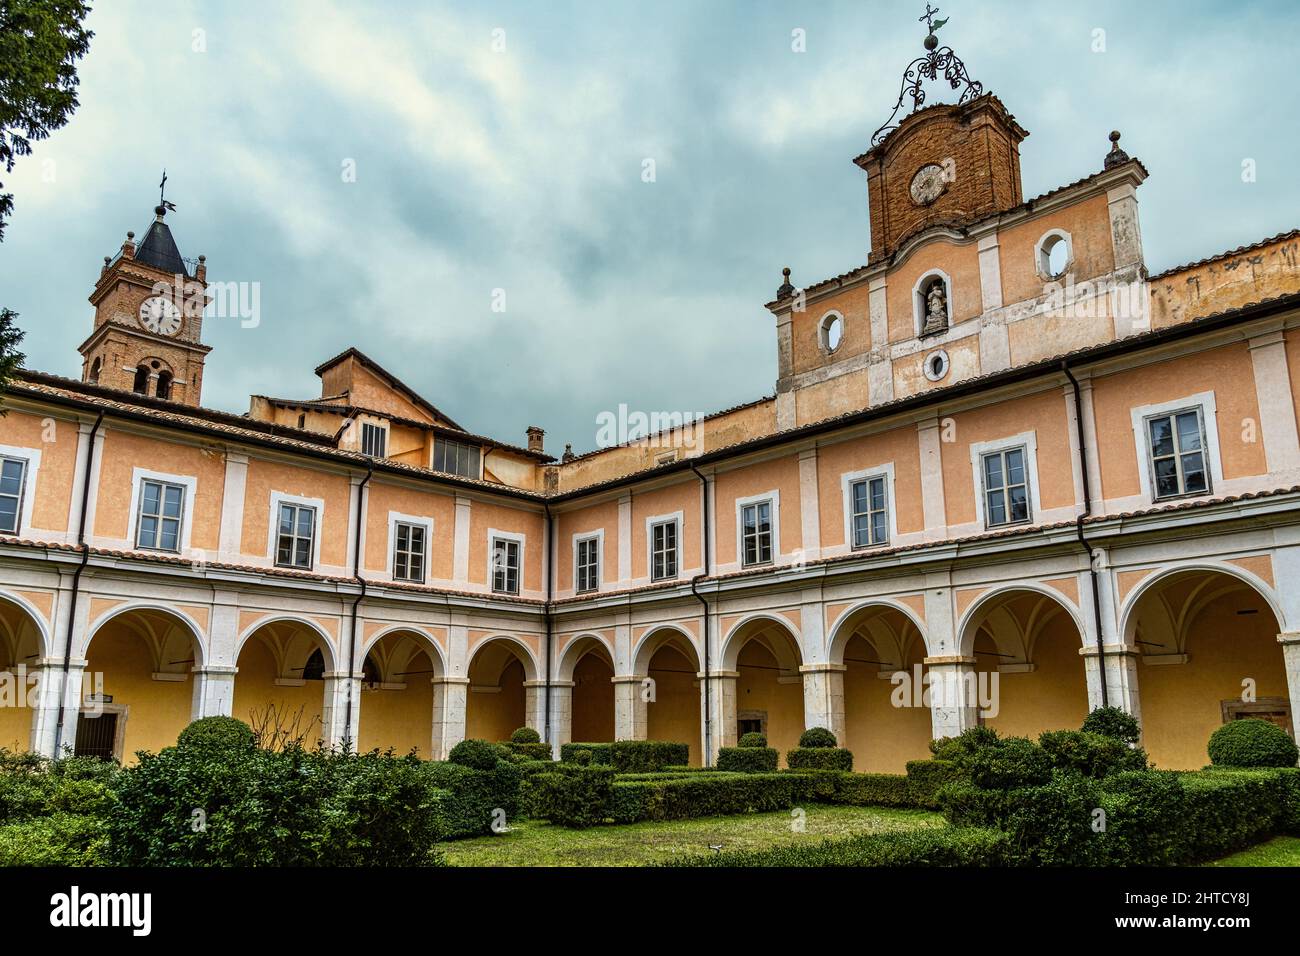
left=343, top=466, right=373, bottom=749
left=543, top=500, right=553, bottom=747
left=1062, top=361, right=1109, bottom=708
left=53, top=410, right=104, bottom=755
left=689, top=462, right=713, bottom=767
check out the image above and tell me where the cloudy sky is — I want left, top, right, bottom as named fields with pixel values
left=0, top=0, right=1295, bottom=455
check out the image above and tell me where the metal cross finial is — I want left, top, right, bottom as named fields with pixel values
left=920, top=4, right=939, bottom=30
left=159, top=169, right=167, bottom=205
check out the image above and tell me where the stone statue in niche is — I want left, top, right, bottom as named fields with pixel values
left=921, top=278, right=949, bottom=335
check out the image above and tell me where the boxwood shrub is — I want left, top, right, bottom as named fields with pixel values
left=1038, top=729, right=1148, bottom=778
left=1081, top=706, right=1142, bottom=745
left=609, top=740, right=690, bottom=772
left=504, top=742, right=553, bottom=761
left=528, top=765, right=616, bottom=828
left=786, top=747, right=853, bottom=771
left=667, top=826, right=1012, bottom=867
left=789, top=769, right=914, bottom=807
left=1207, top=718, right=1299, bottom=768
left=608, top=771, right=805, bottom=824
left=799, top=727, right=838, bottom=748
left=716, top=746, right=778, bottom=773
left=510, top=727, right=541, bottom=744
left=177, top=716, right=255, bottom=753
left=559, top=742, right=612, bottom=765
left=904, top=759, right=967, bottom=806
left=424, top=757, right=522, bottom=839
left=738, top=732, right=768, bottom=748
left=448, top=738, right=509, bottom=771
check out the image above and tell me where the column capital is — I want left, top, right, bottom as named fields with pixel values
left=923, top=655, right=976, bottom=666
left=431, top=675, right=471, bottom=686
left=799, top=662, right=847, bottom=674
left=700, top=669, right=739, bottom=680
left=1277, top=632, right=1300, bottom=646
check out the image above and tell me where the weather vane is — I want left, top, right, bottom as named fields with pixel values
left=869, top=6, right=983, bottom=147
left=157, top=170, right=176, bottom=213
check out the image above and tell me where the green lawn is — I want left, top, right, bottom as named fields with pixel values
left=443, top=805, right=942, bottom=867
left=1205, top=836, right=1300, bottom=867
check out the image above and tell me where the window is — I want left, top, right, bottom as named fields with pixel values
left=131, top=366, right=149, bottom=394
left=135, top=478, right=185, bottom=551
left=819, top=311, right=845, bottom=354
left=1035, top=229, right=1073, bottom=281
left=361, top=422, right=387, bottom=458
left=651, top=519, right=678, bottom=581
left=1146, top=408, right=1209, bottom=499
left=850, top=475, right=889, bottom=548
left=741, top=499, right=774, bottom=567
left=88, top=358, right=101, bottom=384
left=433, top=438, right=481, bottom=478
left=981, top=447, right=1031, bottom=527
left=276, top=502, right=316, bottom=569
left=156, top=371, right=173, bottom=400
left=491, top=536, right=520, bottom=595
left=575, top=535, right=600, bottom=593
left=393, top=521, right=426, bottom=583
left=0, top=457, right=27, bottom=535
left=302, top=649, right=325, bottom=681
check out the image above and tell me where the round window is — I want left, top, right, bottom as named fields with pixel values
left=1039, top=233, right=1071, bottom=280
left=820, top=313, right=844, bottom=353
left=924, top=349, right=951, bottom=382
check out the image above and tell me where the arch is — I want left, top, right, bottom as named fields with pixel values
left=466, top=633, right=540, bottom=683
left=234, top=614, right=338, bottom=672
left=465, top=634, right=538, bottom=743
left=0, top=588, right=53, bottom=661
left=632, top=624, right=701, bottom=677
left=357, top=624, right=447, bottom=677
left=912, top=267, right=952, bottom=337
left=84, top=601, right=207, bottom=667
left=957, top=582, right=1087, bottom=659
left=1034, top=228, right=1074, bottom=281
left=556, top=632, right=615, bottom=683
left=817, top=310, right=845, bottom=355
left=155, top=370, right=173, bottom=400
left=131, top=365, right=150, bottom=394
left=1118, top=561, right=1284, bottom=649
left=88, top=357, right=101, bottom=384
left=720, top=613, right=803, bottom=672
left=828, top=598, right=928, bottom=665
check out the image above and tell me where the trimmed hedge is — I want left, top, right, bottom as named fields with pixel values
left=786, top=747, right=853, bottom=772
left=738, top=732, right=768, bottom=748
left=177, top=716, right=255, bottom=753
left=609, top=771, right=804, bottom=824
left=424, top=758, right=522, bottom=839
left=510, top=727, right=541, bottom=744
left=1207, top=718, right=1299, bottom=768
left=904, top=759, right=967, bottom=806
left=1038, top=729, right=1148, bottom=778
left=559, top=742, right=612, bottom=765
left=716, top=746, right=778, bottom=773
left=448, top=738, right=509, bottom=771
left=504, top=742, right=553, bottom=761
left=610, top=740, right=690, bottom=772
left=799, top=727, right=838, bottom=748
left=667, top=826, right=1012, bottom=867
left=1082, top=706, right=1142, bottom=745
left=527, top=765, right=616, bottom=828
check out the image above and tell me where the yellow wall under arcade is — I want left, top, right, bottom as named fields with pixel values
left=735, top=642, right=803, bottom=767
left=570, top=653, right=615, bottom=743
left=466, top=657, right=525, bottom=743
left=85, top=628, right=193, bottom=760
left=231, top=636, right=327, bottom=747
left=646, top=646, right=701, bottom=766
left=842, top=637, right=934, bottom=773
left=357, top=656, right=435, bottom=757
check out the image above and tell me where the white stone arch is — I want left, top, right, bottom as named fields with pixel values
left=911, top=267, right=953, bottom=337
left=358, top=624, right=447, bottom=683
left=817, top=309, right=846, bottom=355
left=827, top=597, right=928, bottom=666
left=1034, top=227, right=1074, bottom=281
left=466, top=633, right=540, bottom=683
left=1117, top=560, right=1285, bottom=651
left=556, top=631, right=615, bottom=683
left=234, top=613, right=338, bottom=673
left=719, top=612, right=803, bottom=673
left=83, top=600, right=208, bottom=668
left=0, top=588, right=54, bottom=661
left=956, top=582, right=1087, bottom=660
left=632, top=623, right=701, bottom=676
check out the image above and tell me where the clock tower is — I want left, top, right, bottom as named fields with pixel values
left=79, top=201, right=212, bottom=406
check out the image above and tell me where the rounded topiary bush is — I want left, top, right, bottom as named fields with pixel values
left=448, top=738, right=506, bottom=771
left=799, top=727, right=837, bottom=749
left=1207, top=719, right=1299, bottom=768
left=176, top=716, right=255, bottom=752
left=1082, top=706, right=1141, bottom=746
left=967, top=736, right=1053, bottom=790
left=738, top=732, right=768, bottom=749
left=510, top=727, right=541, bottom=745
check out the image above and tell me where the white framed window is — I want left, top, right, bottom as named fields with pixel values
left=267, top=491, right=325, bottom=570
left=135, top=479, right=186, bottom=551
left=1129, top=392, right=1222, bottom=505
left=968, top=433, right=1040, bottom=531
left=0, top=444, right=39, bottom=538
left=648, top=513, right=682, bottom=582
left=488, top=529, right=524, bottom=595
left=0, top=455, right=29, bottom=536
left=818, top=310, right=845, bottom=354
left=433, top=438, right=481, bottom=478
left=360, top=421, right=387, bottom=458
left=574, top=531, right=601, bottom=594
left=736, top=491, right=779, bottom=568
left=127, top=467, right=196, bottom=554
left=1034, top=228, right=1073, bottom=281
left=841, top=464, right=894, bottom=549
left=392, top=520, right=427, bottom=583
left=275, top=501, right=317, bottom=569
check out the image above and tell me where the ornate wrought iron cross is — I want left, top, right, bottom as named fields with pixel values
left=869, top=6, right=983, bottom=148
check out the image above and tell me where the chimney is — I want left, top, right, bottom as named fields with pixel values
left=526, top=425, right=545, bottom=453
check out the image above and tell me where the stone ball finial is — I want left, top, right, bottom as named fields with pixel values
left=1103, top=129, right=1130, bottom=170
left=924, top=32, right=938, bottom=51
left=126, top=231, right=135, bottom=239
left=776, top=266, right=795, bottom=300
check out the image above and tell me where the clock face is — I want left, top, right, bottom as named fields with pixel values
left=910, top=164, right=946, bottom=206
left=139, top=296, right=182, bottom=336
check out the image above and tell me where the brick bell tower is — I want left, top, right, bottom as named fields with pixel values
left=79, top=184, right=211, bottom=406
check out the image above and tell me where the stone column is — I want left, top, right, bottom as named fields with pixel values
left=430, top=676, right=468, bottom=760
left=701, top=670, right=737, bottom=766
left=1278, top=634, right=1300, bottom=734
left=1082, top=643, right=1142, bottom=722
left=925, top=656, right=980, bottom=740
left=191, top=665, right=238, bottom=720
left=548, top=680, right=574, bottom=757
left=321, top=672, right=362, bottom=749
left=612, top=674, right=648, bottom=741
left=523, top=680, right=548, bottom=740
left=31, top=661, right=86, bottom=757
left=800, top=663, right=846, bottom=742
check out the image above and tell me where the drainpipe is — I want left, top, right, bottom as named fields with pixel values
left=689, top=462, right=713, bottom=767
left=53, top=411, right=105, bottom=756
left=342, top=466, right=373, bottom=749
left=1061, top=361, right=1109, bottom=708
left=543, top=501, right=553, bottom=747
